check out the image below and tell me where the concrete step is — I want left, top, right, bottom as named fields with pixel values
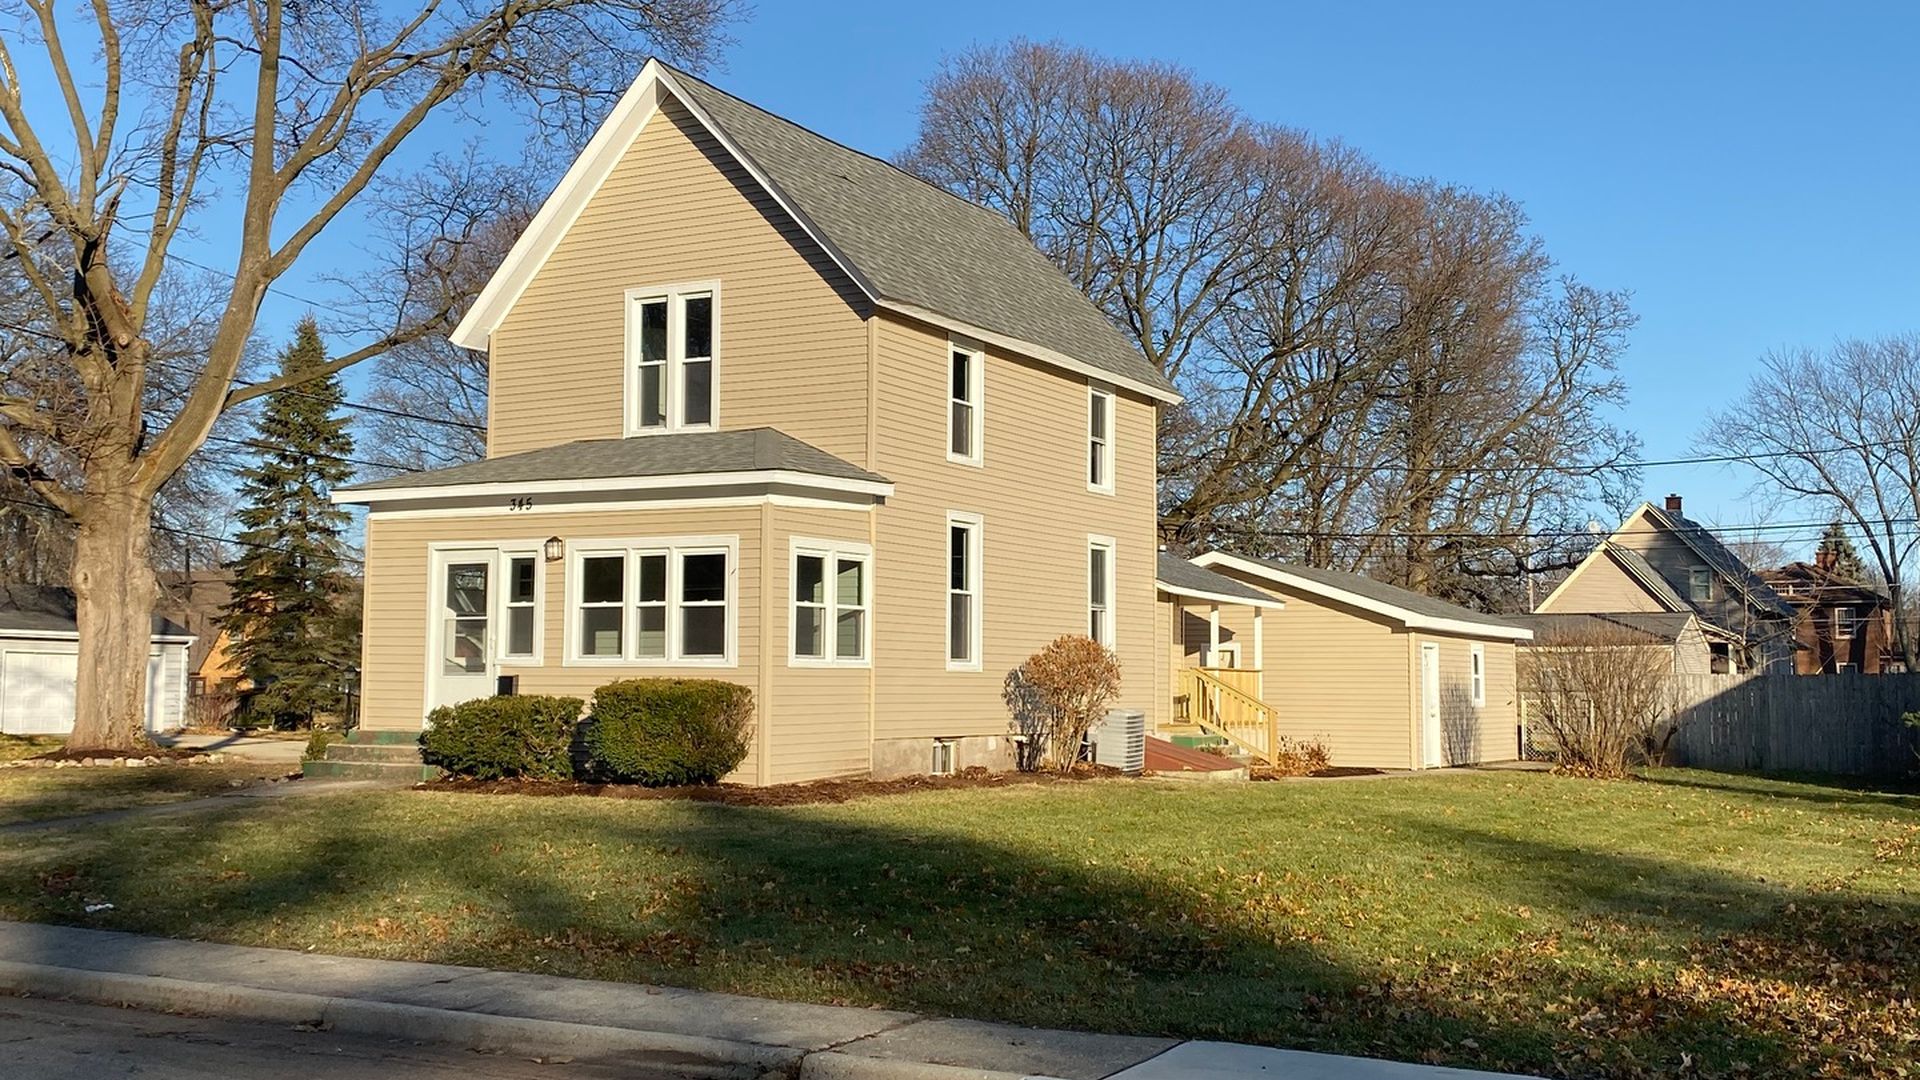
left=345, top=729, right=421, bottom=747
left=301, top=759, right=440, bottom=783
left=324, top=743, right=426, bottom=764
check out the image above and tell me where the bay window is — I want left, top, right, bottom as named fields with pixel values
left=627, top=283, right=719, bottom=434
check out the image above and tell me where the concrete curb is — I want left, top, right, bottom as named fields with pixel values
left=0, top=960, right=800, bottom=1079
left=0, top=960, right=1059, bottom=1080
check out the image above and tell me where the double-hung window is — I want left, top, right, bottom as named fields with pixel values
left=1087, top=535, right=1116, bottom=646
left=1469, top=643, right=1486, bottom=707
left=1088, top=386, right=1114, bottom=493
left=499, top=553, right=540, bottom=661
left=1688, top=566, right=1713, bottom=603
left=792, top=540, right=872, bottom=665
left=948, top=343, right=983, bottom=465
left=1832, top=606, right=1858, bottom=640
left=627, top=284, right=718, bottom=434
left=947, top=513, right=983, bottom=669
left=568, top=539, right=736, bottom=665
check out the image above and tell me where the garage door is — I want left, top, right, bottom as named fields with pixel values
left=1, top=651, right=79, bottom=735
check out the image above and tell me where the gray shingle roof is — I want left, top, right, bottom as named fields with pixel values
left=1646, top=505, right=1796, bottom=619
left=338, top=428, right=889, bottom=494
left=1606, top=546, right=1691, bottom=610
left=661, top=64, right=1176, bottom=399
left=1215, top=553, right=1530, bottom=632
left=1156, top=553, right=1281, bottom=606
left=1506, top=611, right=1697, bottom=645
left=0, top=583, right=190, bottom=638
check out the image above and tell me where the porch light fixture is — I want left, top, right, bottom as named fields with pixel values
left=543, top=536, right=564, bottom=562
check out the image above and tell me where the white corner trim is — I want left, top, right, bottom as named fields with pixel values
left=1192, top=552, right=1534, bottom=641
left=335, top=469, right=894, bottom=507
left=880, top=301, right=1181, bottom=406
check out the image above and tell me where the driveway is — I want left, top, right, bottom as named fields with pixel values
left=153, top=731, right=310, bottom=766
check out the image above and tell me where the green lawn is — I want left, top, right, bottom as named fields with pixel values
left=1, top=769, right=1914, bottom=1079
left=0, top=734, right=64, bottom=763
left=0, top=762, right=293, bottom=824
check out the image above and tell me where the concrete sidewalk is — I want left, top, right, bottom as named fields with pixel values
left=0, top=922, right=1532, bottom=1080
left=153, top=732, right=311, bottom=766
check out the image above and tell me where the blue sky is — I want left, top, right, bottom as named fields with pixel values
left=252, top=1, right=1920, bottom=555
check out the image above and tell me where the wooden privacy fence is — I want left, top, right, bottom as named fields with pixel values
left=1665, top=672, right=1920, bottom=776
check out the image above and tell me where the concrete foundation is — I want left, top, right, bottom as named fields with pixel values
left=869, top=734, right=1014, bottom=779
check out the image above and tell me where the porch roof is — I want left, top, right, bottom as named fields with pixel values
left=1156, top=553, right=1286, bottom=609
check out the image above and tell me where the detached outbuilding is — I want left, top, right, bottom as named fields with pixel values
left=0, top=585, right=194, bottom=736
left=1173, top=553, right=1534, bottom=770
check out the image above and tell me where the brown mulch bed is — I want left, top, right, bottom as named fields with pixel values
left=1250, top=765, right=1386, bottom=780
left=31, top=746, right=208, bottom=763
left=424, top=764, right=1127, bottom=807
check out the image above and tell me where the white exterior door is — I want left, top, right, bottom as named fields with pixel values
left=1420, top=643, right=1443, bottom=767
left=2, top=650, right=79, bottom=735
left=430, top=550, right=496, bottom=714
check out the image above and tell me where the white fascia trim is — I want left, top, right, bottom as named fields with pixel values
left=361, top=493, right=871, bottom=522
left=1154, top=582, right=1287, bottom=610
left=1191, top=552, right=1533, bottom=641
left=0, top=628, right=196, bottom=645
left=336, top=470, right=894, bottom=507
left=1536, top=504, right=1686, bottom=615
left=880, top=300, right=1182, bottom=406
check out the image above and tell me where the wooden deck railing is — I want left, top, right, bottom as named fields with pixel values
left=1175, top=666, right=1278, bottom=764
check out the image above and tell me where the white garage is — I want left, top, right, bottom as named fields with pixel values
left=0, top=585, right=194, bottom=737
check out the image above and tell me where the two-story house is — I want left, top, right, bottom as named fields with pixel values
left=1759, top=553, right=1898, bottom=674
left=1533, top=495, right=1796, bottom=672
left=334, top=61, right=1179, bottom=785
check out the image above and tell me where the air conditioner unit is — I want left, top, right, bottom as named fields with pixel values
left=1090, top=709, right=1145, bottom=774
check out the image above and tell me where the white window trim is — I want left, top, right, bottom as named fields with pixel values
left=946, top=511, right=984, bottom=671
left=623, top=280, right=722, bottom=436
left=946, top=340, right=985, bottom=467
left=562, top=535, right=739, bottom=667
left=1469, top=643, right=1486, bottom=708
left=789, top=537, right=875, bottom=668
left=1087, top=384, right=1115, bottom=495
left=1087, top=533, right=1117, bottom=647
left=495, top=547, right=545, bottom=663
left=1688, top=565, right=1713, bottom=603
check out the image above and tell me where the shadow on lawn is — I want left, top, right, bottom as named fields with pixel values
left=1638, top=768, right=1920, bottom=813
left=9, top=792, right=1914, bottom=1079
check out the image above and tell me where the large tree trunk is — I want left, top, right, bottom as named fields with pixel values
left=68, top=490, right=159, bottom=752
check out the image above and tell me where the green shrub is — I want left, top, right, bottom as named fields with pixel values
left=584, top=679, right=753, bottom=786
left=301, top=729, right=342, bottom=762
left=420, top=695, right=584, bottom=780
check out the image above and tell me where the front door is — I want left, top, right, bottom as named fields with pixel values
left=431, top=550, right=496, bottom=713
left=1420, top=643, right=1443, bottom=767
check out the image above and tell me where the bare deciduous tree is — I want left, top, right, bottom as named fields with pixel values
left=1699, top=336, right=1920, bottom=668
left=1520, top=627, right=1680, bottom=779
left=0, top=0, right=739, bottom=751
left=901, top=40, right=1640, bottom=611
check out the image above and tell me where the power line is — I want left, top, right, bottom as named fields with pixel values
left=0, top=491, right=364, bottom=569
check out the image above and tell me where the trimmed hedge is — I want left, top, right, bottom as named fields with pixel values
left=421, top=694, right=585, bottom=780
left=584, top=679, right=753, bottom=786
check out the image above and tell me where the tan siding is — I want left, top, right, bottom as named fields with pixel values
left=1414, top=633, right=1521, bottom=765
left=868, top=312, right=1159, bottom=742
left=1539, top=551, right=1669, bottom=614
left=764, top=505, right=877, bottom=783
left=489, top=96, right=870, bottom=462
left=359, top=507, right=768, bottom=780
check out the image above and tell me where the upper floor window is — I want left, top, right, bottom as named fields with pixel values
left=1088, top=535, right=1115, bottom=646
left=627, top=284, right=717, bottom=435
left=947, top=512, right=983, bottom=669
left=948, top=343, right=983, bottom=466
left=1088, top=386, right=1114, bottom=494
left=1688, top=566, right=1713, bottom=603
left=1832, top=605, right=1858, bottom=639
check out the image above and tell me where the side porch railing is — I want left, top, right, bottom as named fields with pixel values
left=1174, top=666, right=1279, bottom=765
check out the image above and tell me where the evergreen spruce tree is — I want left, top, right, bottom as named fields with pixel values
left=221, top=317, right=359, bottom=728
left=1815, top=519, right=1868, bottom=581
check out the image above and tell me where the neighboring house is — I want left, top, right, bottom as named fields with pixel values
left=335, top=61, right=1180, bottom=784
left=156, top=569, right=245, bottom=696
left=1534, top=495, right=1796, bottom=672
left=0, top=584, right=194, bottom=736
left=1160, top=552, right=1533, bottom=771
left=1505, top=611, right=1729, bottom=675
left=1759, top=555, right=1898, bottom=674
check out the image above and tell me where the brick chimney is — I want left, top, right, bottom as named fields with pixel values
left=1815, top=544, right=1838, bottom=573
left=1664, top=493, right=1683, bottom=514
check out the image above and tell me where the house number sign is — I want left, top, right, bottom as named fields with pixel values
left=508, top=496, right=535, bottom=511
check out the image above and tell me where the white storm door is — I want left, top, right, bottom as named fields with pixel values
left=1420, top=642, right=1443, bottom=768
left=430, top=550, right=496, bottom=712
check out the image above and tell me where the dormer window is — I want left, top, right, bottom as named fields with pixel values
left=627, top=283, right=718, bottom=434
